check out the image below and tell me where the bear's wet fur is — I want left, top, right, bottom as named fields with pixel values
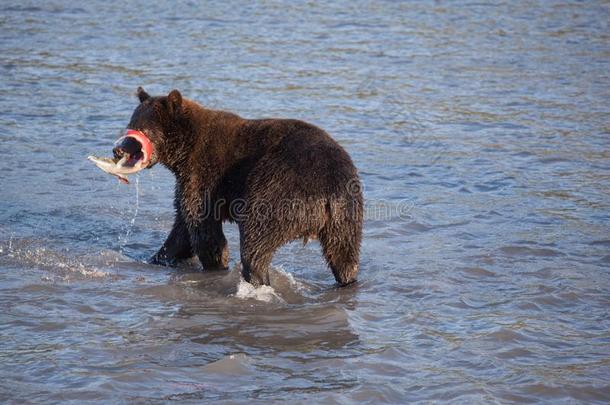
left=130, top=87, right=363, bottom=287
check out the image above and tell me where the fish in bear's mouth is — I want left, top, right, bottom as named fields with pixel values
left=88, top=129, right=153, bottom=184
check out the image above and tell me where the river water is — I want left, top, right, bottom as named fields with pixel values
left=1, top=1, right=609, bottom=403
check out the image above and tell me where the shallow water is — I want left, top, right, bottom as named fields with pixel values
left=1, top=0, right=610, bottom=403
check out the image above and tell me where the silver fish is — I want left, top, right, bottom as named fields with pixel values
left=87, top=155, right=146, bottom=184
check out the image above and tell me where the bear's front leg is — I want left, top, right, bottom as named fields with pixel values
left=149, top=211, right=193, bottom=266
left=190, top=219, right=229, bottom=271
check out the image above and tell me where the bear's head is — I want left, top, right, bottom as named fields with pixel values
left=112, top=87, right=185, bottom=172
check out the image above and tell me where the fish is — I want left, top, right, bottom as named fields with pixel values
left=88, top=129, right=153, bottom=184
left=88, top=155, right=139, bottom=184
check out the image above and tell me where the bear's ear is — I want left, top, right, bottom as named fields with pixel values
left=136, top=86, right=150, bottom=103
left=167, top=89, right=183, bottom=115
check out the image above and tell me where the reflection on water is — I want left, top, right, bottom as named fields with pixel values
left=1, top=0, right=610, bottom=402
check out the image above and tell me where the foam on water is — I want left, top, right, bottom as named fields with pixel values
left=228, top=264, right=314, bottom=303
left=164, top=263, right=311, bottom=304
left=234, top=275, right=285, bottom=303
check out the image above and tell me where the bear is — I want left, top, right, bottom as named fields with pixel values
left=115, top=87, right=363, bottom=287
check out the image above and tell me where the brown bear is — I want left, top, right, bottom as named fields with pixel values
left=114, top=87, right=363, bottom=287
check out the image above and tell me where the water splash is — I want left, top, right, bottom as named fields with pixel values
left=0, top=238, right=110, bottom=281
left=273, top=265, right=307, bottom=292
left=234, top=277, right=284, bottom=303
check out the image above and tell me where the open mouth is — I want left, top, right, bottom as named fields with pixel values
left=113, top=136, right=146, bottom=167
left=113, top=129, right=153, bottom=168
left=88, top=129, right=153, bottom=184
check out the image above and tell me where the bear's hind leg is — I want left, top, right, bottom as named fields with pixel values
left=318, top=206, right=362, bottom=286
